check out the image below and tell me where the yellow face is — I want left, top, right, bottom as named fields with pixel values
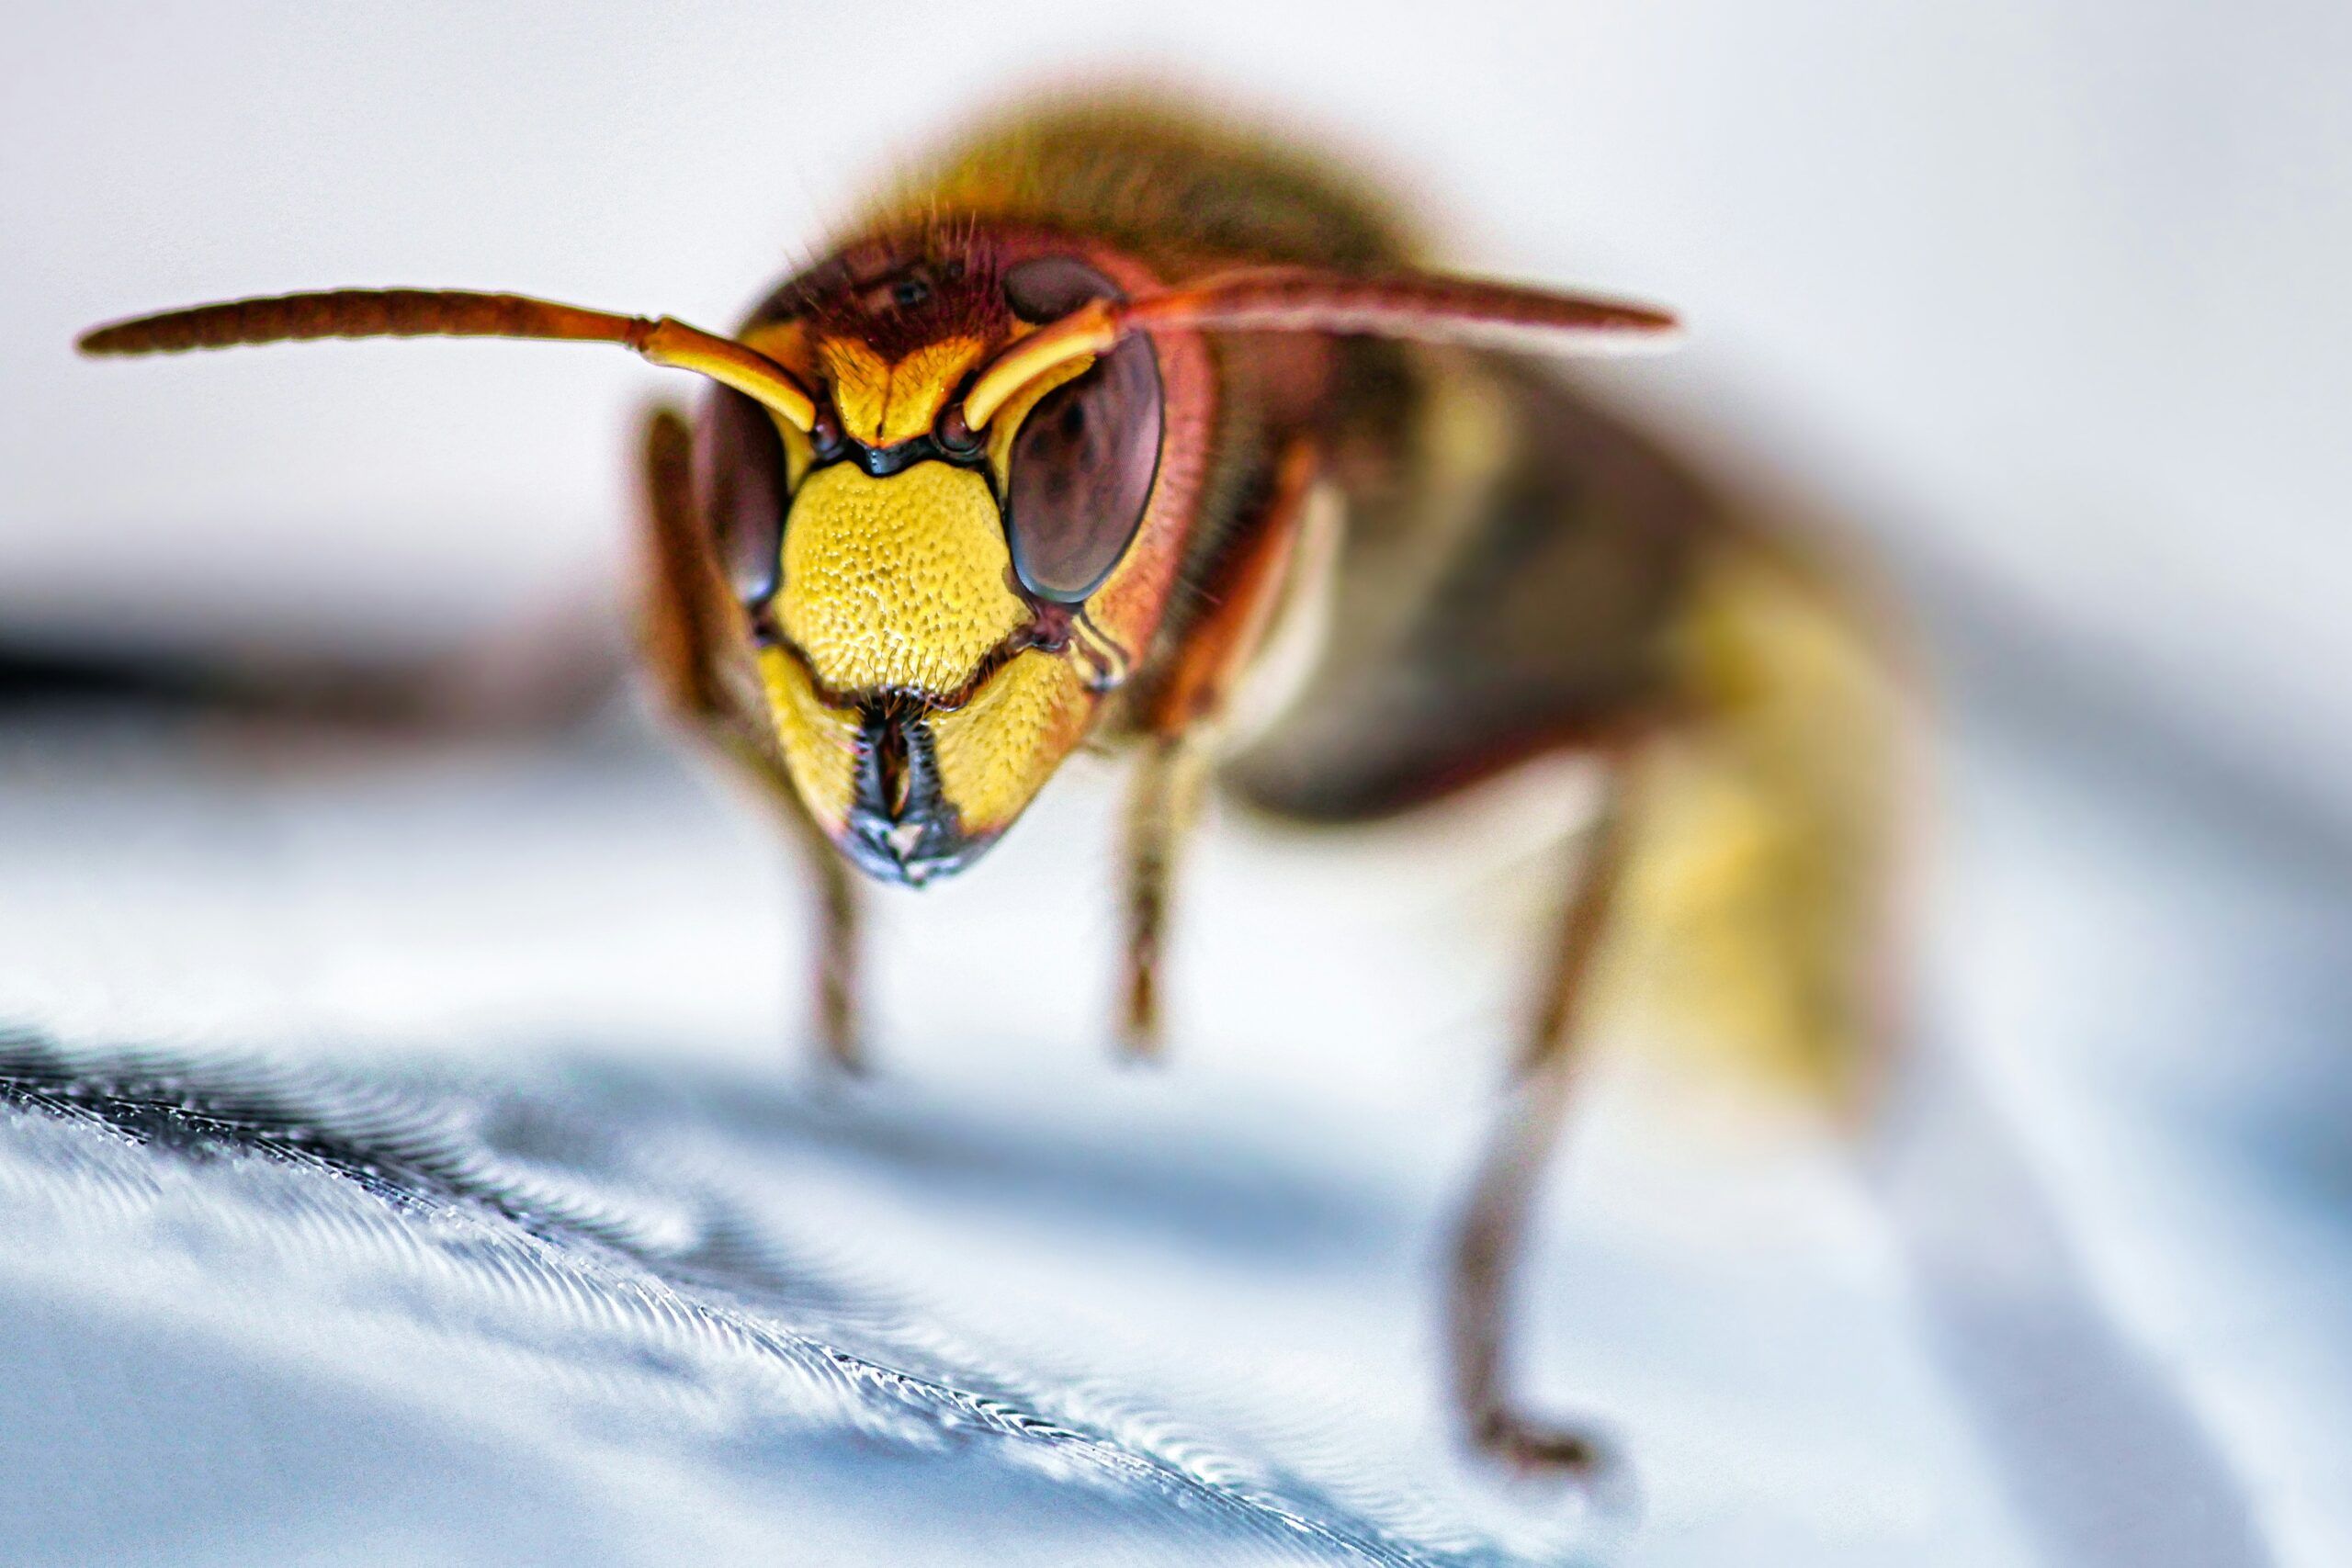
left=759, top=458, right=1095, bottom=885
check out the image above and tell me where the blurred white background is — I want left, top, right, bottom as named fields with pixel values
left=5, top=0, right=2348, bottom=822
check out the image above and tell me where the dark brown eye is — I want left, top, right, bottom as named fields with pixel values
left=694, top=384, right=789, bottom=606
left=1001, top=257, right=1164, bottom=604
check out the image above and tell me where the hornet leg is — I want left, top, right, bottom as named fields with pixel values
left=1449, top=751, right=1636, bottom=1475
left=638, top=404, right=865, bottom=1073
left=1117, top=437, right=1327, bottom=1060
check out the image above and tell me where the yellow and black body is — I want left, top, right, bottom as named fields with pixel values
left=77, top=93, right=1904, bottom=1483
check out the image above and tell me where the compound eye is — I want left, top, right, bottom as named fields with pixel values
left=695, top=384, right=789, bottom=606
left=1001, top=257, right=1164, bottom=604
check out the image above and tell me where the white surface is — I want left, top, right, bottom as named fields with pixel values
left=0, top=686, right=2336, bottom=1564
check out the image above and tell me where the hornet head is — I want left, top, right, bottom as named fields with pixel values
left=703, top=233, right=1204, bottom=885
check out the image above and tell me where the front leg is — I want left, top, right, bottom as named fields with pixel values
left=1117, top=438, right=1328, bottom=1059
left=1119, top=733, right=1211, bottom=1058
left=767, top=773, right=865, bottom=1074
left=637, top=403, right=865, bottom=1073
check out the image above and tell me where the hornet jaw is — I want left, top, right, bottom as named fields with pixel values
left=840, top=704, right=990, bottom=887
